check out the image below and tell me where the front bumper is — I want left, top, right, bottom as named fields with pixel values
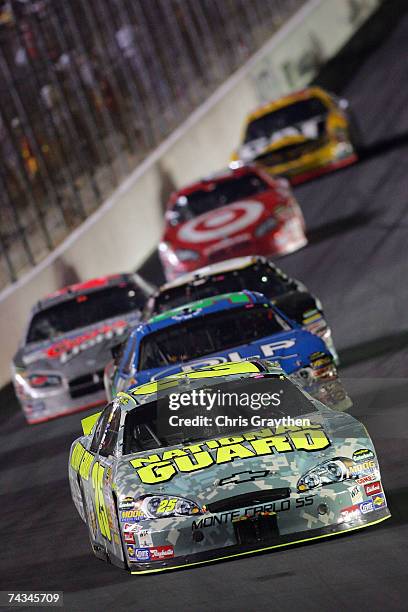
left=123, top=481, right=390, bottom=574
left=17, top=386, right=106, bottom=424
left=128, top=508, right=390, bottom=574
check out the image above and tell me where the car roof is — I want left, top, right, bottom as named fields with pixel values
left=32, top=273, right=147, bottom=314
left=245, top=86, right=332, bottom=124
left=157, top=256, right=268, bottom=291
left=141, top=290, right=270, bottom=334
left=119, top=358, right=286, bottom=409
left=168, top=164, right=272, bottom=203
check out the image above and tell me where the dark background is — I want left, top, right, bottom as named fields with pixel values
left=1, top=2, right=408, bottom=610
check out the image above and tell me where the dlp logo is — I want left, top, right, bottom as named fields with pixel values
left=150, top=339, right=297, bottom=381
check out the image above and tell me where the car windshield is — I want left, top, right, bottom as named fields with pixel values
left=27, top=284, right=145, bottom=343
left=244, top=97, right=329, bottom=143
left=169, top=173, right=268, bottom=225
left=138, top=304, right=288, bottom=369
left=151, top=264, right=291, bottom=314
left=123, top=375, right=316, bottom=453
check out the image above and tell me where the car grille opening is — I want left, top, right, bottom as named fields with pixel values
left=207, top=488, right=291, bottom=513
left=234, top=513, right=279, bottom=545
left=69, top=369, right=105, bottom=399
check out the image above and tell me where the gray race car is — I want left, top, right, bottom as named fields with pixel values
left=69, top=359, right=390, bottom=574
left=12, top=273, right=152, bottom=424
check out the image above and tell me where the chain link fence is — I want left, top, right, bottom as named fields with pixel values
left=0, top=0, right=305, bottom=290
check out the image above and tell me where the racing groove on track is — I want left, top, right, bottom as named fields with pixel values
left=2, top=5, right=408, bottom=610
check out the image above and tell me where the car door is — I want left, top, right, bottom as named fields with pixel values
left=83, top=403, right=125, bottom=564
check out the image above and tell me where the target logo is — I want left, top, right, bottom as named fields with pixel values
left=178, top=201, right=264, bottom=243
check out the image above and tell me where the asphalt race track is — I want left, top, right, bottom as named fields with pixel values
left=1, top=4, right=408, bottom=611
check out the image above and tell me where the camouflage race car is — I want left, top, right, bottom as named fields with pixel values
left=12, top=274, right=152, bottom=424
left=144, top=255, right=338, bottom=362
left=69, top=360, right=390, bottom=574
left=230, top=87, right=359, bottom=184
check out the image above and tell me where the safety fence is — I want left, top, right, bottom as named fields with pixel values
left=0, top=0, right=304, bottom=289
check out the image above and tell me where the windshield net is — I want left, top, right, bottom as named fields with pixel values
left=138, top=304, right=286, bottom=370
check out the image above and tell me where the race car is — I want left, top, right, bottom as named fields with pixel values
left=69, top=359, right=390, bottom=573
left=230, top=87, right=358, bottom=184
left=12, top=273, right=153, bottom=424
left=105, top=290, right=350, bottom=411
left=159, top=165, right=306, bottom=281
left=144, top=255, right=338, bottom=362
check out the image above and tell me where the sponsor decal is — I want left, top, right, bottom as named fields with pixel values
left=192, top=497, right=313, bottom=530
left=356, top=475, right=376, bottom=485
left=340, top=505, right=360, bottom=521
left=127, top=546, right=151, bottom=561
left=364, top=481, right=382, bottom=496
left=127, top=545, right=174, bottom=562
left=118, top=496, right=135, bottom=510
left=130, top=425, right=331, bottom=485
left=218, top=469, right=270, bottom=486
left=43, top=320, right=129, bottom=364
left=353, top=448, right=375, bottom=462
left=137, top=529, right=154, bottom=548
left=349, top=459, right=376, bottom=477
left=178, top=201, right=264, bottom=243
left=149, top=339, right=298, bottom=382
left=349, top=484, right=363, bottom=504
left=150, top=546, right=174, bottom=561
left=124, top=531, right=135, bottom=544
left=120, top=509, right=146, bottom=523
left=372, top=493, right=386, bottom=510
left=359, top=499, right=374, bottom=514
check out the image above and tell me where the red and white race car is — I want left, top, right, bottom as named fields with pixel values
left=159, top=165, right=307, bottom=281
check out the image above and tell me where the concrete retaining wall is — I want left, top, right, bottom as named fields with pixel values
left=0, top=0, right=380, bottom=387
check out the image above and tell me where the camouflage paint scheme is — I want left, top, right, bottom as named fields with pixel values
left=68, top=360, right=390, bottom=574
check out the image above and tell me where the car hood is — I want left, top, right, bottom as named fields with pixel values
left=135, top=328, right=326, bottom=385
left=14, top=312, right=141, bottom=378
left=115, top=409, right=370, bottom=505
left=163, top=194, right=280, bottom=250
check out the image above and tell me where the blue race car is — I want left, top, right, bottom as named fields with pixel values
left=104, top=291, right=350, bottom=410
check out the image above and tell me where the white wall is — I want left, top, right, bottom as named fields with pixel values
left=0, top=0, right=380, bottom=387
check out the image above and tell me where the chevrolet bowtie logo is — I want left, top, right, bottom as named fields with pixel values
left=218, top=470, right=270, bottom=486
left=373, top=496, right=384, bottom=506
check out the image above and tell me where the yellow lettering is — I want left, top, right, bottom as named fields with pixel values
left=290, top=428, right=330, bottom=451
left=79, top=451, right=94, bottom=481
left=175, top=451, right=214, bottom=472
left=137, top=461, right=176, bottom=485
left=218, top=436, right=244, bottom=446
left=130, top=454, right=162, bottom=469
left=162, top=449, right=188, bottom=460
left=91, top=463, right=111, bottom=541
left=216, top=443, right=255, bottom=464
left=71, top=442, right=85, bottom=472
left=251, top=434, right=292, bottom=455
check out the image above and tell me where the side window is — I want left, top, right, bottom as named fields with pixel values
left=99, top=407, right=121, bottom=458
left=90, top=405, right=112, bottom=453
